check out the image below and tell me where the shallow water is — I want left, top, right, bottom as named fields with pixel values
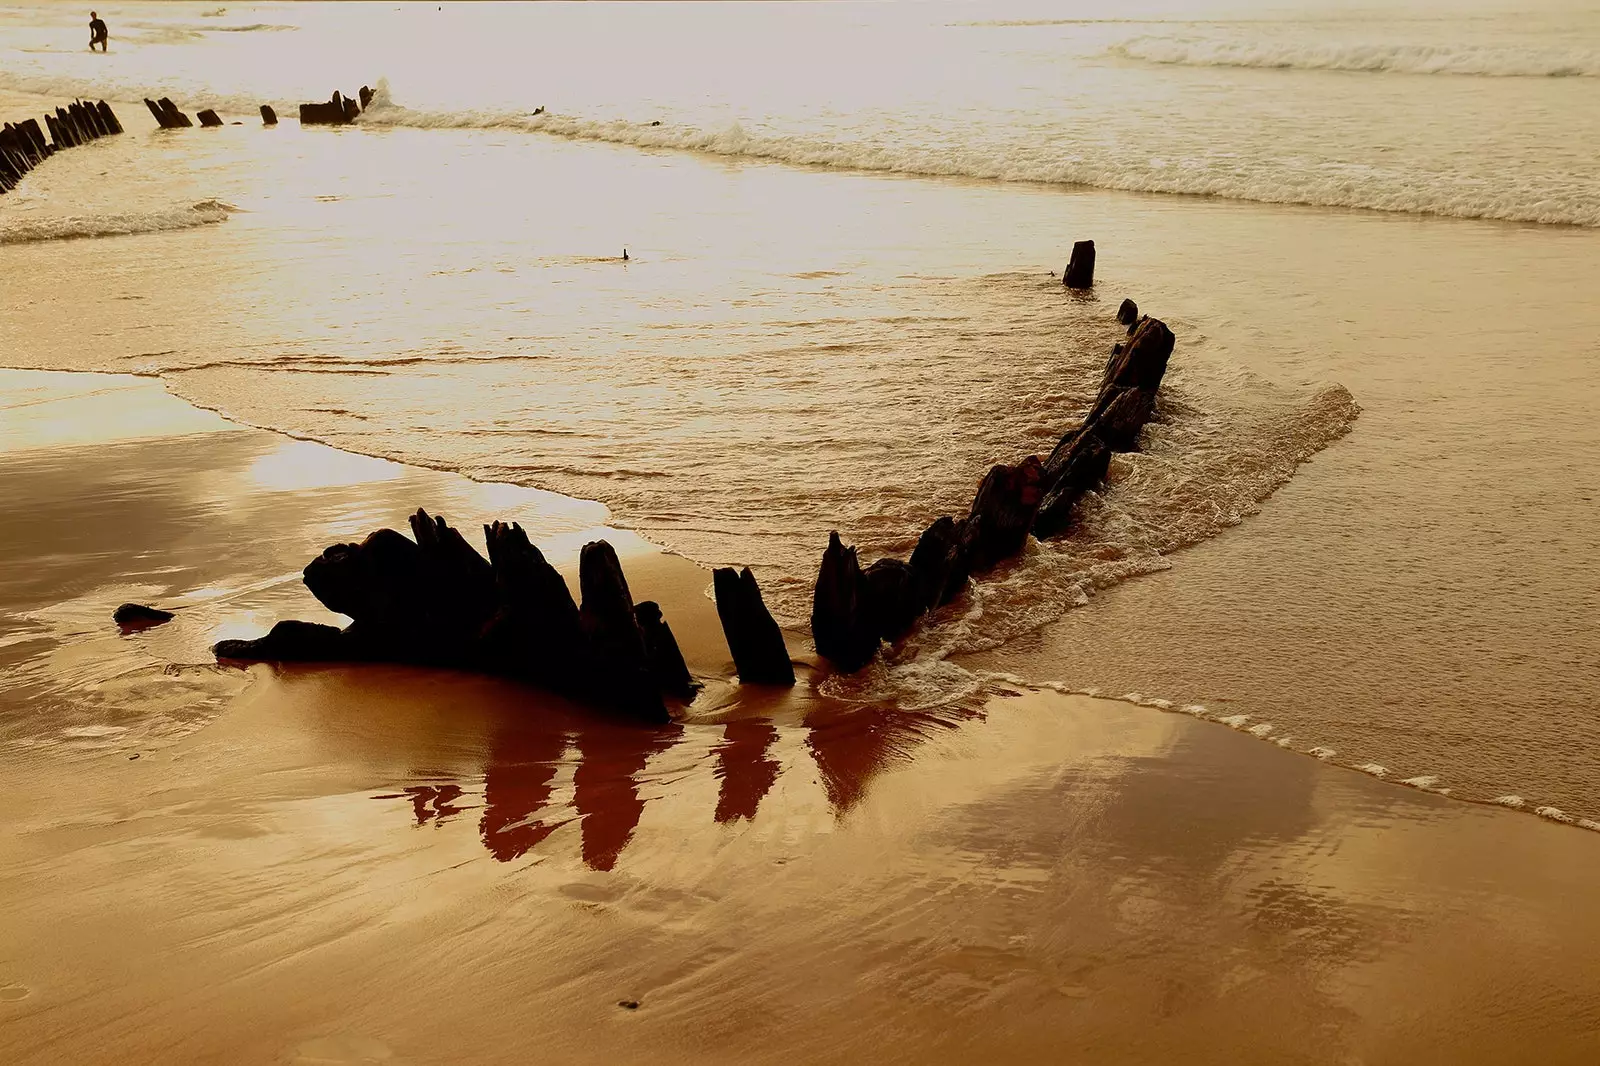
left=3, top=1, right=1599, bottom=821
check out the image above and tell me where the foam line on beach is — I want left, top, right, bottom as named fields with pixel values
left=0, top=199, right=235, bottom=245
left=975, top=673, right=1600, bottom=832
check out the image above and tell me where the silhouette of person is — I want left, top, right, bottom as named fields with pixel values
left=88, top=11, right=108, bottom=51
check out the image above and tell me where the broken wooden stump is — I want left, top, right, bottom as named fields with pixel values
left=863, top=557, right=924, bottom=643
left=159, top=98, right=193, bottom=129
left=300, top=90, right=355, bottom=126
left=909, top=514, right=971, bottom=609
left=479, top=519, right=584, bottom=681
left=1063, top=239, right=1096, bottom=289
left=578, top=540, right=670, bottom=722
left=636, top=601, right=697, bottom=700
left=359, top=85, right=375, bottom=110
left=963, top=455, right=1045, bottom=573
left=216, top=509, right=688, bottom=722
left=196, top=109, right=223, bottom=128
left=260, top=104, right=278, bottom=125
left=810, top=532, right=881, bottom=673
left=1117, top=298, right=1139, bottom=326
left=712, top=567, right=794, bottom=685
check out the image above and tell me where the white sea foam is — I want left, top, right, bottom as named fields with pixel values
left=0, top=200, right=235, bottom=245
left=353, top=82, right=1600, bottom=229
left=1111, top=36, right=1600, bottom=78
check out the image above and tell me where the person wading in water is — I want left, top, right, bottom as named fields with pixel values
left=88, top=11, right=108, bottom=52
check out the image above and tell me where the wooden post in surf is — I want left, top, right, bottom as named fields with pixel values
left=1063, top=239, right=1096, bottom=288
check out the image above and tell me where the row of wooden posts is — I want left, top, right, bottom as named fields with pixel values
left=144, top=85, right=376, bottom=131
left=0, top=99, right=123, bottom=196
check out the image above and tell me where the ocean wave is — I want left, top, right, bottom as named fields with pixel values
left=1110, top=36, right=1600, bottom=77
left=0, top=200, right=235, bottom=245
left=357, top=82, right=1600, bottom=228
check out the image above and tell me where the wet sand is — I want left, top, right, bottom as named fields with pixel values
left=5, top=371, right=1600, bottom=1065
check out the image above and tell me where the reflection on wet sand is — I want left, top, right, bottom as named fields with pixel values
left=480, top=724, right=569, bottom=861
left=572, top=722, right=682, bottom=872
left=381, top=702, right=994, bottom=871
left=713, top=719, right=780, bottom=824
left=805, top=703, right=983, bottom=815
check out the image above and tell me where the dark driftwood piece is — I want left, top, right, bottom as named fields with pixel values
left=1063, top=240, right=1096, bottom=288
left=196, top=109, right=223, bottom=128
left=712, top=567, right=795, bottom=685
left=214, top=509, right=682, bottom=723
left=260, top=104, right=278, bottom=125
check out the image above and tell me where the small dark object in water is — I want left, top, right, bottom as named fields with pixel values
left=196, top=109, right=222, bottom=128
left=650, top=120, right=661, bottom=127
left=713, top=567, right=795, bottom=685
left=622, top=248, right=629, bottom=261
left=532, top=106, right=545, bottom=116
left=260, top=104, right=277, bottom=125
left=1117, top=298, right=1138, bottom=325
left=358, top=85, right=374, bottom=110
left=113, top=603, right=173, bottom=629
left=618, top=1000, right=639, bottom=1010
left=1063, top=239, right=1095, bottom=288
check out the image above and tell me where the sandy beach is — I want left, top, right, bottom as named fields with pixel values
left=6, top=2, right=1600, bottom=1060
left=4, top=372, right=1600, bottom=1065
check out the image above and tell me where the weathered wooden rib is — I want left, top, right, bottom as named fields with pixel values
left=807, top=287, right=1176, bottom=674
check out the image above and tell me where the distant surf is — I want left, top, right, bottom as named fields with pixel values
left=1110, top=36, right=1600, bottom=78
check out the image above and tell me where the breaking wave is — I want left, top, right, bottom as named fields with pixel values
left=1111, top=36, right=1600, bottom=78
left=0, top=200, right=235, bottom=245
left=357, top=82, right=1600, bottom=228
